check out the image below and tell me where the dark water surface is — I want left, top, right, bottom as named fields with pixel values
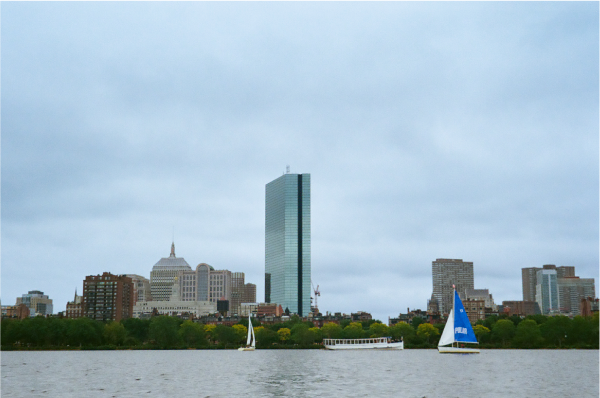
left=2, top=349, right=598, bottom=397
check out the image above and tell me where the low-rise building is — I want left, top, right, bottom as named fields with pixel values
left=65, top=289, right=83, bottom=319
left=465, top=288, right=496, bottom=311
left=580, top=297, right=599, bottom=317
left=501, top=300, right=540, bottom=316
left=463, top=298, right=486, bottom=323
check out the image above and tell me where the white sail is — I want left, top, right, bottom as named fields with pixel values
left=438, top=309, right=454, bottom=347
left=247, top=319, right=254, bottom=346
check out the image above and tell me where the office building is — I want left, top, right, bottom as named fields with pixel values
left=125, top=274, right=152, bottom=304
left=176, top=263, right=233, bottom=305
left=536, top=265, right=559, bottom=315
left=465, top=288, right=496, bottom=310
left=83, top=272, right=134, bottom=322
left=230, top=272, right=257, bottom=316
left=431, top=258, right=474, bottom=315
left=522, top=267, right=540, bottom=302
left=522, top=265, right=575, bottom=301
left=265, top=171, right=311, bottom=316
left=150, top=242, right=192, bottom=301
left=133, top=279, right=216, bottom=318
left=16, top=290, right=53, bottom=316
left=557, top=277, right=596, bottom=316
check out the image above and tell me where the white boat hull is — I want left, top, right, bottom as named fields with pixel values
left=238, top=346, right=255, bottom=351
left=438, top=346, right=480, bottom=354
left=324, top=341, right=404, bottom=350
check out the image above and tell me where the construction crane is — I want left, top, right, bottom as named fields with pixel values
left=311, top=281, right=321, bottom=312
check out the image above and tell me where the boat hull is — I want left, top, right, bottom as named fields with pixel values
left=438, top=346, right=480, bottom=354
left=324, top=341, right=404, bottom=350
left=238, top=347, right=255, bottom=351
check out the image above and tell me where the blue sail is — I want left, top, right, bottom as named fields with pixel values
left=453, top=290, right=478, bottom=344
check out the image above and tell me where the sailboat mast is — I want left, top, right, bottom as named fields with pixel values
left=452, top=284, right=456, bottom=347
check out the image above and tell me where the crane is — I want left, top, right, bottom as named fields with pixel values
left=311, top=281, right=321, bottom=312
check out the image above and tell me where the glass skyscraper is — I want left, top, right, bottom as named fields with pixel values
left=265, top=172, right=311, bottom=316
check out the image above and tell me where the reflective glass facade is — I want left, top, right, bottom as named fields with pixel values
left=265, top=173, right=311, bottom=316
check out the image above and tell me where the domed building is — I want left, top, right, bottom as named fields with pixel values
left=149, top=242, right=192, bottom=301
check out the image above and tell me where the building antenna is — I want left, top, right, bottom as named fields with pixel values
left=286, top=165, right=290, bottom=174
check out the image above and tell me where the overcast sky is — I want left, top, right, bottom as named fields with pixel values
left=2, top=2, right=598, bottom=322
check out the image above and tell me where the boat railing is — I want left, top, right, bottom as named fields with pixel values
left=323, top=337, right=393, bottom=345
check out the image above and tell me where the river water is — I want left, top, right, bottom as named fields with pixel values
left=1, top=349, right=598, bottom=397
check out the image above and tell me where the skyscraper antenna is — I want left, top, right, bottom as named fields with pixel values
left=286, top=165, right=290, bottom=174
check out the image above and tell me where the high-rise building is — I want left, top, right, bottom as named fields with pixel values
left=150, top=242, right=192, bottom=301
left=522, top=267, right=540, bottom=302
left=265, top=171, right=311, bottom=316
left=16, top=290, right=53, bottom=316
left=230, top=272, right=257, bottom=316
left=176, top=263, right=237, bottom=311
left=536, top=265, right=559, bottom=314
left=83, top=272, right=134, bottom=322
left=431, top=258, right=474, bottom=315
left=557, top=277, right=596, bottom=316
left=523, top=265, right=575, bottom=301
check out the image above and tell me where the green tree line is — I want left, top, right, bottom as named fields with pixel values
left=2, top=312, right=598, bottom=350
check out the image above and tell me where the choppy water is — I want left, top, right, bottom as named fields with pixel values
left=1, top=349, right=598, bottom=397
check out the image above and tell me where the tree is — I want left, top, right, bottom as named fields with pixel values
left=320, top=322, right=342, bottom=339
left=492, top=319, right=515, bottom=347
left=411, top=316, right=424, bottom=330
left=277, top=328, right=291, bottom=342
left=472, top=324, right=491, bottom=344
left=66, top=318, right=103, bottom=347
left=149, top=316, right=181, bottom=348
left=45, top=317, right=68, bottom=347
left=368, top=322, right=390, bottom=338
left=255, top=327, right=278, bottom=348
left=390, top=322, right=415, bottom=343
left=513, top=319, right=542, bottom=348
left=232, top=324, right=248, bottom=344
left=291, top=324, right=316, bottom=346
left=566, top=316, right=590, bottom=347
left=204, top=324, right=217, bottom=343
left=179, top=320, right=207, bottom=347
left=540, top=316, right=570, bottom=347
left=121, top=318, right=150, bottom=344
left=339, top=319, right=352, bottom=329
left=416, top=323, right=439, bottom=344
left=590, top=312, right=599, bottom=348
left=360, top=319, right=379, bottom=329
left=214, top=324, right=239, bottom=348
left=342, top=322, right=365, bottom=339
left=22, top=316, right=49, bottom=346
left=483, top=314, right=499, bottom=331
left=309, top=327, right=323, bottom=343
left=104, top=322, right=126, bottom=346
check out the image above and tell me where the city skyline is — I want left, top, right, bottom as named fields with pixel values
left=2, top=2, right=598, bottom=323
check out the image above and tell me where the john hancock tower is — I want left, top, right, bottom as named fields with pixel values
left=265, top=170, right=311, bottom=317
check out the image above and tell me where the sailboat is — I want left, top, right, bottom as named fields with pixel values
left=238, top=315, right=256, bottom=351
left=438, top=287, right=480, bottom=353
